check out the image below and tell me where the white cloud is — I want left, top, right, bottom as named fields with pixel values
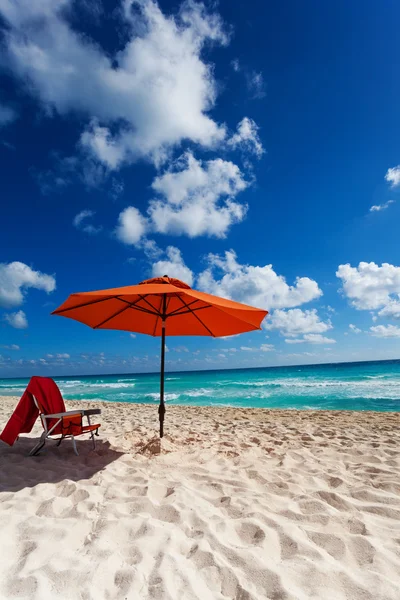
left=260, top=344, right=274, bottom=352
left=114, top=152, right=250, bottom=247
left=1, top=140, right=15, bottom=150
left=385, top=166, right=400, bottom=188
left=370, top=325, right=400, bottom=338
left=4, top=310, right=28, bottom=329
left=141, top=239, right=164, bottom=261
left=337, top=262, right=400, bottom=311
left=130, top=333, right=136, bottom=339
left=285, top=334, right=336, bottom=345
left=115, top=206, right=148, bottom=245
left=198, top=250, right=322, bottom=310
left=172, top=345, right=189, bottom=353
left=231, top=58, right=240, bottom=72
left=377, top=300, right=400, bottom=319
left=56, top=353, right=70, bottom=359
left=0, top=261, right=56, bottom=308
left=1, top=344, right=20, bottom=350
left=285, top=352, right=316, bottom=358
left=33, top=155, right=79, bottom=195
left=73, top=210, right=94, bottom=228
left=80, top=122, right=127, bottom=170
left=246, top=71, right=265, bottom=99
left=80, top=224, right=102, bottom=235
left=73, top=209, right=102, bottom=234
left=117, top=148, right=251, bottom=245
left=36, top=155, right=126, bottom=196
left=349, top=324, right=362, bottom=334
left=240, top=344, right=274, bottom=352
left=148, top=152, right=248, bottom=238
left=265, top=308, right=331, bottom=337
left=0, top=104, right=16, bottom=127
left=369, top=200, right=394, bottom=212
left=152, top=246, right=194, bottom=286
left=0, top=0, right=228, bottom=167
left=110, top=178, right=124, bottom=200
left=227, top=117, right=264, bottom=158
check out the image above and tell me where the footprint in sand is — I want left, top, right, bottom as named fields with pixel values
left=36, top=498, right=55, bottom=518
left=114, top=568, right=134, bottom=597
left=72, top=489, right=90, bottom=503
left=124, top=546, right=143, bottom=566
left=56, top=481, right=76, bottom=498
left=235, top=521, right=266, bottom=546
left=307, top=531, right=346, bottom=560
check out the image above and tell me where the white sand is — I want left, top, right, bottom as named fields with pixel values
left=1, top=396, right=400, bottom=600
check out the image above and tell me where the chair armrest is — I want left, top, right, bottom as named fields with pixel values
left=82, top=409, right=101, bottom=416
left=43, top=410, right=85, bottom=419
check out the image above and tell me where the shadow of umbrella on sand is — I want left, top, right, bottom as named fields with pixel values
left=52, top=276, right=268, bottom=438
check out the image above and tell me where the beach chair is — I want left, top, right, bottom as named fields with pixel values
left=30, top=396, right=101, bottom=456
left=0, top=376, right=101, bottom=456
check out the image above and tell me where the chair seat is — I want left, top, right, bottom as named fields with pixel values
left=61, top=413, right=101, bottom=437
left=81, top=424, right=101, bottom=435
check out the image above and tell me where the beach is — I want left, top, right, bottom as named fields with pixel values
left=1, top=396, right=400, bottom=600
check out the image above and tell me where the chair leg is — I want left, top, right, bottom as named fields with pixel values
left=29, top=432, right=47, bottom=456
left=90, top=430, right=96, bottom=450
left=71, top=435, right=79, bottom=456
left=56, top=436, right=64, bottom=447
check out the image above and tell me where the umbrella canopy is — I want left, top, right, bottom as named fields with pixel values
left=52, top=276, right=268, bottom=436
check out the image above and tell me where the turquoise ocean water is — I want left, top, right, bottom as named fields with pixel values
left=1, top=360, right=400, bottom=412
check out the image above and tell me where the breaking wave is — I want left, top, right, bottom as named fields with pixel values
left=1, top=361, right=400, bottom=411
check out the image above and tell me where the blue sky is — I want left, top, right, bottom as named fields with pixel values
left=2, top=0, right=400, bottom=377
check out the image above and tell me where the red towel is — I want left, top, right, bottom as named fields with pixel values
left=0, top=376, right=66, bottom=446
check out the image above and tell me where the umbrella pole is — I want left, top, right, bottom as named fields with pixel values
left=159, top=295, right=167, bottom=438
left=159, top=324, right=166, bottom=437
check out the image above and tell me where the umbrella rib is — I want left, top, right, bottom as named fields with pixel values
left=175, top=296, right=215, bottom=336
left=93, top=296, right=161, bottom=329
left=167, top=299, right=201, bottom=316
left=93, top=302, right=132, bottom=329
left=152, top=314, right=159, bottom=337
left=117, top=297, right=161, bottom=317
left=168, top=305, right=212, bottom=317
left=165, top=295, right=173, bottom=317
left=152, top=294, right=169, bottom=336
left=52, top=295, right=118, bottom=314
left=137, top=294, right=163, bottom=316
left=152, top=294, right=161, bottom=336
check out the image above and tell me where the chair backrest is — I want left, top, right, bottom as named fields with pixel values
left=32, top=394, right=48, bottom=431
left=31, top=379, right=65, bottom=435
left=32, top=394, right=42, bottom=412
left=30, top=377, right=66, bottom=415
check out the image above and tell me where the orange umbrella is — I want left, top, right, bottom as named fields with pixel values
left=52, top=276, right=268, bottom=437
